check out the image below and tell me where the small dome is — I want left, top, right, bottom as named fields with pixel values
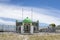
left=23, top=17, right=32, bottom=23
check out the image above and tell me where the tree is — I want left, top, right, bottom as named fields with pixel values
left=49, top=23, right=56, bottom=28
left=49, top=23, right=56, bottom=32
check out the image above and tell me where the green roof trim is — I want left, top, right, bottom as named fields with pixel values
left=23, top=17, right=32, bottom=23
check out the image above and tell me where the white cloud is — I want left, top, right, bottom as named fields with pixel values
left=0, top=4, right=60, bottom=25
left=0, top=19, right=15, bottom=25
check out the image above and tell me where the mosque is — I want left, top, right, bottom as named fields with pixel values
left=16, top=17, right=39, bottom=34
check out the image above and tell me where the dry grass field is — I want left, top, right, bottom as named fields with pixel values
left=0, top=32, right=60, bottom=40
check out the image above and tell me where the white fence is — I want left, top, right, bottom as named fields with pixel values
left=0, top=24, right=16, bottom=32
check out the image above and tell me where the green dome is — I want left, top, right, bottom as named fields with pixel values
left=23, top=17, right=32, bottom=23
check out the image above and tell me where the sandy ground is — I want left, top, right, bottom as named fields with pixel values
left=0, top=32, right=60, bottom=40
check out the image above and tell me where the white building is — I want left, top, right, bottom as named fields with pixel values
left=16, top=17, right=39, bottom=34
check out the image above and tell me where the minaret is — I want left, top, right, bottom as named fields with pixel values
left=22, top=8, right=23, bottom=20
left=31, top=8, right=33, bottom=21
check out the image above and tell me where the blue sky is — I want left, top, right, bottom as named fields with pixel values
left=0, top=0, right=60, bottom=27
left=0, top=0, right=60, bottom=18
left=1, top=0, right=60, bottom=9
left=15, top=0, right=60, bottom=9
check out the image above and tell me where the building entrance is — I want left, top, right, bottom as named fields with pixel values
left=24, top=24, right=30, bottom=33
